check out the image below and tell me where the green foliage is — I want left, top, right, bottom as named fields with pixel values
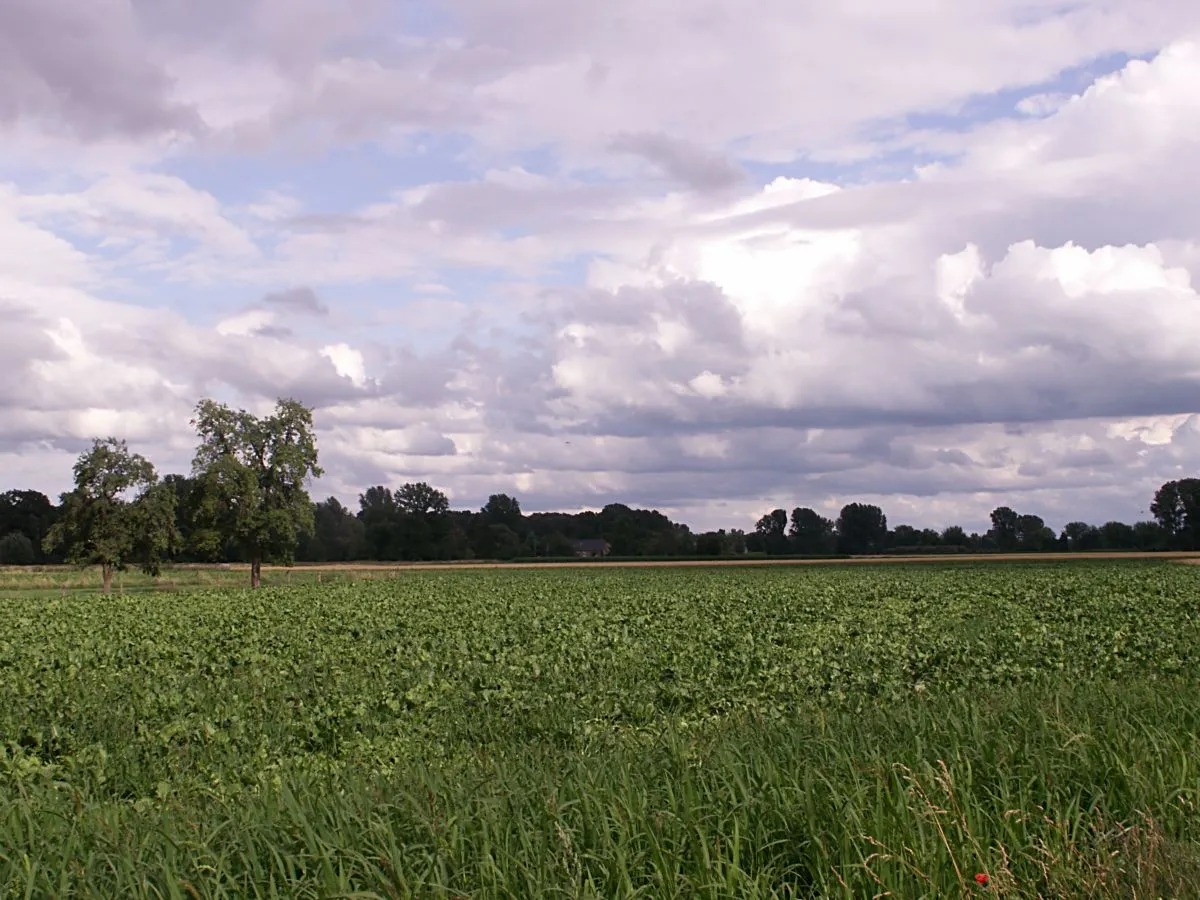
left=395, top=481, right=449, bottom=516
left=0, top=531, right=35, bottom=565
left=753, top=508, right=790, bottom=554
left=836, top=502, right=887, bottom=554
left=789, top=506, right=836, bottom=554
left=481, top=492, right=522, bottom=528
left=0, top=490, right=57, bottom=562
left=40, top=438, right=177, bottom=591
left=190, top=398, right=322, bottom=585
left=1152, top=478, right=1200, bottom=549
left=298, top=497, right=367, bottom=562
left=125, top=481, right=183, bottom=575
left=2, top=561, right=1199, bottom=896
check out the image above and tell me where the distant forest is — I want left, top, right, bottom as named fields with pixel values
left=4, top=476, right=1200, bottom=566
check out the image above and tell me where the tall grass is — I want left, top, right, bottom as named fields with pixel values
left=0, top=564, right=382, bottom=598
left=3, top=678, right=1198, bottom=898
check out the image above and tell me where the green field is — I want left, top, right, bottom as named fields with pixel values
left=3, top=561, right=1200, bottom=897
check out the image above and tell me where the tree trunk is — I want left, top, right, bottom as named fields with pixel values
left=101, top=563, right=113, bottom=594
left=250, top=555, right=262, bottom=589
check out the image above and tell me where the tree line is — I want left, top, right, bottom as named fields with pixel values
left=742, top=502, right=1189, bottom=556
left=2, top=397, right=1200, bottom=589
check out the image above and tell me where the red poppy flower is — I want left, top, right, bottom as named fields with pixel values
left=975, top=873, right=990, bottom=886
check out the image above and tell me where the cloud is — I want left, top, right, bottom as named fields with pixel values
left=609, top=132, right=744, bottom=191
left=3, top=6, right=1200, bottom=536
left=18, top=172, right=257, bottom=263
left=216, top=308, right=283, bottom=338
left=264, top=286, right=329, bottom=315
left=0, top=0, right=204, bottom=141
left=446, top=0, right=1200, bottom=162
left=320, top=343, right=371, bottom=387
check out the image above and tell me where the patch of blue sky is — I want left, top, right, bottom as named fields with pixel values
left=900, top=51, right=1146, bottom=134
left=742, top=51, right=1150, bottom=187
left=459, top=141, right=564, bottom=179
left=52, top=230, right=121, bottom=260
left=0, top=163, right=92, bottom=193
left=519, top=144, right=563, bottom=177
left=541, top=253, right=593, bottom=286
left=102, top=276, right=255, bottom=322
left=164, top=131, right=479, bottom=214
left=48, top=231, right=222, bottom=314
left=386, top=0, right=457, bottom=38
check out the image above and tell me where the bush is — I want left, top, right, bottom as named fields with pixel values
left=0, top=531, right=36, bottom=565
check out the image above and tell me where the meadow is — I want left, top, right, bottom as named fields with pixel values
left=2, top=561, right=1199, bottom=897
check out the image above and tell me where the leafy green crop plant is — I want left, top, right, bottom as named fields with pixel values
left=2, top=560, right=1199, bottom=896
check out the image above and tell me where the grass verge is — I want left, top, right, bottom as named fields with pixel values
left=3, top=677, right=1198, bottom=898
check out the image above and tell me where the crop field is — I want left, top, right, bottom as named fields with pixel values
left=5, top=551, right=1200, bottom=599
left=3, top=561, right=1200, bottom=897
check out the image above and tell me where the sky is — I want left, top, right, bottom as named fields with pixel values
left=3, top=0, right=1200, bottom=534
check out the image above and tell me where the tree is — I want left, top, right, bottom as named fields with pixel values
left=1133, top=520, right=1168, bottom=550
left=190, top=398, right=323, bottom=588
left=42, top=438, right=178, bottom=593
left=890, top=524, right=921, bottom=548
left=755, top=508, right=790, bottom=554
left=161, top=474, right=203, bottom=560
left=789, top=507, right=835, bottom=554
left=396, top=482, right=450, bottom=517
left=1151, top=479, right=1200, bottom=550
left=127, top=480, right=184, bottom=575
left=298, top=498, right=366, bottom=562
left=1016, top=514, right=1054, bottom=551
left=486, top=523, right=522, bottom=560
left=0, top=490, right=57, bottom=562
left=358, top=486, right=399, bottom=559
left=1099, top=521, right=1136, bottom=551
left=836, top=503, right=888, bottom=555
left=0, top=532, right=35, bottom=565
left=1061, top=521, right=1101, bottom=552
left=940, top=525, right=969, bottom=547
left=538, top=530, right=576, bottom=558
left=481, top=494, right=523, bottom=530
left=695, top=531, right=723, bottom=556
left=394, top=482, right=451, bottom=559
left=599, top=503, right=683, bottom=556
left=988, top=506, right=1020, bottom=550
left=441, top=516, right=475, bottom=560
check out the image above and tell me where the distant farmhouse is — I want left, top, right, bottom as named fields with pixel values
left=571, top=538, right=611, bottom=558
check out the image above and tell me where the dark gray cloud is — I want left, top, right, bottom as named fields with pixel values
left=131, top=0, right=392, bottom=71
left=263, top=286, right=329, bottom=316
left=402, top=429, right=458, bottom=456
left=0, top=0, right=204, bottom=140
left=407, top=179, right=626, bottom=233
left=251, top=324, right=296, bottom=339
left=609, top=132, right=745, bottom=191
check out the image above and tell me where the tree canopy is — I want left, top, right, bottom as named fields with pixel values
left=1151, top=479, right=1200, bottom=550
left=190, top=398, right=322, bottom=587
left=41, top=438, right=178, bottom=592
left=836, top=503, right=888, bottom=555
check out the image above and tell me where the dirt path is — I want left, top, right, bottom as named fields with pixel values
left=259, top=551, right=1200, bottom=573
